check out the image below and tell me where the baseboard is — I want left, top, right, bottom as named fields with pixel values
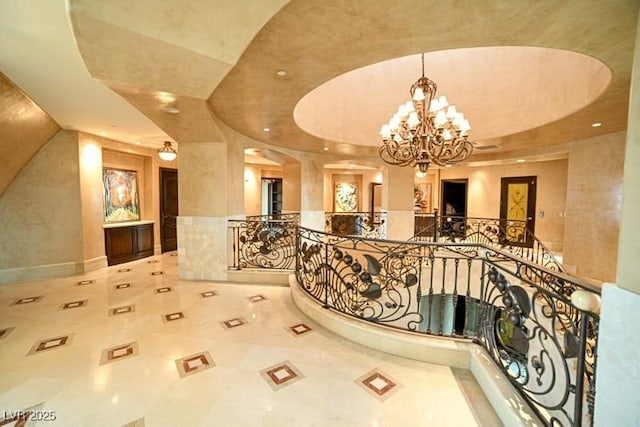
left=0, top=256, right=107, bottom=285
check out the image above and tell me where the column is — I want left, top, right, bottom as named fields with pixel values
left=176, top=139, right=244, bottom=281
left=383, top=165, right=415, bottom=240
left=594, top=13, right=640, bottom=425
left=282, top=159, right=301, bottom=214
left=299, top=157, right=324, bottom=231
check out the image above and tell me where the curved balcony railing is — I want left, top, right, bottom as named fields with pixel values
left=415, top=212, right=566, bottom=286
left=295, top=226, right=599, bottom=427
left=325, top=211, right=387, bottom=239
left=228, top=217, right=298, bottom=270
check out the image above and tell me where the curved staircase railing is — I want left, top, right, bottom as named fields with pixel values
left=295, top=226, right=599, bottom=427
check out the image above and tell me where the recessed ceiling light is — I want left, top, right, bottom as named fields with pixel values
left=162, top=106, right=180, bottom=114
left=591, top=122, right=602, bottom=127
left=323, top=147, right=329, bottom=151
left=517, top=159, right=526, bottom=163
left=276, top=69, right=287, bottom=77
left=135, top=141, right=141, bottom=145
left=100, top=131, right=107, bottom=136
left=263, top=127, right=270, bottom=132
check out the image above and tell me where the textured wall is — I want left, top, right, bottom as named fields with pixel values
left=0, top=72, right=60, bottom=197
left=439, top=159, right=568, bottom=250
left=0, top=130, right=83, bottom=268
left=563, top=132, right=625, bottom=282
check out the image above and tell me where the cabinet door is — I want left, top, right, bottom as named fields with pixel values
left=105, top=227, right=135, bottom=265
left=135, top=224, right=154, bottom=256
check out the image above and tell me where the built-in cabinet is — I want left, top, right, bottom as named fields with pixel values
left=104, top=221, right=154, bottom=266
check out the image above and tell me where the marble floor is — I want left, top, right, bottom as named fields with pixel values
left=0, top=253, right=500, bottom=426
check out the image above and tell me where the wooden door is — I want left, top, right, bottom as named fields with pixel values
left=500, top=176, right=537, bottom=247
left=160, top=168, right=178, bottom=253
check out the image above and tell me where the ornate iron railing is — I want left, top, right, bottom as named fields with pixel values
left=414, top=213, right=566, bottom=278
left=245, top=212, right=301, bottom=223
left=295, top=226, right=599, bottom=427
left=228, top=217, right=298, bottom=270
left=324, top=211, right=387, bottom=239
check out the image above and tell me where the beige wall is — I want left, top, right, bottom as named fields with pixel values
left=439, top=159, right=568, bottom=250
left=563, top=132, right=625, bottom=282
left=78, top=135, right=105, bottom=261
left=0, top=130, right=83, bottom=268
left=243, top=165, right=262, bottom=216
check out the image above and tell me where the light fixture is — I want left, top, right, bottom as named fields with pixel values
left=263, top=127, right=270, bottom=132
left=516, top=159, right=526, bottom=163
left=158, top=141, right=177, bottom=161
left=591, top=122, right=602, bottom=127
left=276, top=69, right=287, bottom=77
left=379, top=53, right=473, bottom=174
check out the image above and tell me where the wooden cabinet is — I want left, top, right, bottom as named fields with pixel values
left=104, top=222, right=154, bottom=266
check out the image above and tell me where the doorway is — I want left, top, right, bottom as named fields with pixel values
left=500, top=176, right=537, bottom=247
left=159, top=168, right=178, bottom=253
left=441, top=179, right=468, bottom=217
left=261, top=178, right=283, bottom=218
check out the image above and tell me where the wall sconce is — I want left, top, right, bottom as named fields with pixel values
left=158, top=141, right=177, bottom=161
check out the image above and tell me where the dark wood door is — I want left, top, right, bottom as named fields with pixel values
left=160, top=168, right=178, bottom=253
left=500, top=176, right=537, bottom=247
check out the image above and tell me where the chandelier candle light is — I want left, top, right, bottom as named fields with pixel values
left=379, top=53, right=473, bottom=174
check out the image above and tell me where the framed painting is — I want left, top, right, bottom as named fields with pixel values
left=414, top=183, right=432, bottom=213
left=334, top=181, right=359, bottom=212
left=102, top=168, right=141, bottom=223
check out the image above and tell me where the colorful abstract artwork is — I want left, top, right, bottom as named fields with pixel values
left=103, top=168, right=140, bottom=223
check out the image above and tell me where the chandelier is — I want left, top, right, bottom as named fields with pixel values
left=158, top=141, right=177, bottom=161
left=379, top=53, right=473, bottom=174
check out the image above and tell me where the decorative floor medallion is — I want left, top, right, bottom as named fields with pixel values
left=28, top=335, right=73, bottom=356
left=117, top=268, right=131, bottom=273
left=260, top=360, right=304, bottom=391
left=154, top=287, right=172, bottom=294
left=247, top=294, right=267, bottom=303
left=12, top=296, right=42, bottom=306
left=151, top=271, right=164, bottom=276
left=100, top=342, right=139, bottom=365
left=75, top=279, right=95, bottom=286
left=109, top=305, right=135, bottom=316
left=60, top=300, right=88, bottom=310
left=200, top=290, right=219, bottom=298
left=355, top=369, right=401, bottom=401
left=162, top=312, right=185, bottom=323
left=0, top=327, right=15, bottom=340
left=114, top=283, right=132, bottom=290
left=287, top=323, right=313, bottom=337
left=175, top=351, right=215, bottom=378
left=221, top=317, right=247, bottom=330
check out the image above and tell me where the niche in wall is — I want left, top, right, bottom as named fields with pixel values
left=102, top=149, right=150, bottom=222
left=332, top=174, right=363, bottom=212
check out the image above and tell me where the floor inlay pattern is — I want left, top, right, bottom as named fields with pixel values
left=163, top=311, right=185, bottom=322
left=175, top=351, right=215, bottom=378
left=60, top=300, right=88, bottom=310
left=0, top=252, right=492, bottom=426
left=27, top=334, right=73, bottom=355
left=288, top=323, right=313, bottom=336
left=109, top=305, right=135, bottom=316
left=247, top=294, right=267, bottom=303
left=200, top=290, right=218, bottom=298
left=221, top=317, right=247, bottom=329
left=355, top=369, right=401, bottom=401
left=100, top=342, right=139, bottom=365
left=11, top=296, right=42, bottom=306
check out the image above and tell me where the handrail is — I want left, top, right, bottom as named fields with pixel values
left=295, top=225, right=599, bottom=427
left=324, top=211, right=387, bottom=239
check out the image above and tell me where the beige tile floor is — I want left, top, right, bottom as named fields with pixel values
left=0, top=253, right=499, bottom=426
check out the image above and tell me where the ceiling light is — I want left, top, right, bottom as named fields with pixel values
left=323, top=147, right=329, bottom=151
left=379, top=53, right=473, bottom=174
left=263, top=127, right=270, bottom=132
left=517, top=159, right=526, bottom=163
left=162, top=105, right=180, bottom=114
left=135, top=141, right=141, bottom=145
left=276, top=69, right=287, bottom=77
left=158, top=141, right=177, bottom=161
left=416, top=171, right=426, bottom=178
left=100, top=131, right=107, bottom=136
left=591, top=122, right=602, bottom=127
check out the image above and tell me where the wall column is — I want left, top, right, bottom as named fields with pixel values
left=594, top=12, right=640, bottom=425
left=299, top=157, right=324, bottom=231
left=383, top=165, right=415, bottom=240
left=282, top=159, right=301, bottom=214
left=177, top=139, right=244, bottom=281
